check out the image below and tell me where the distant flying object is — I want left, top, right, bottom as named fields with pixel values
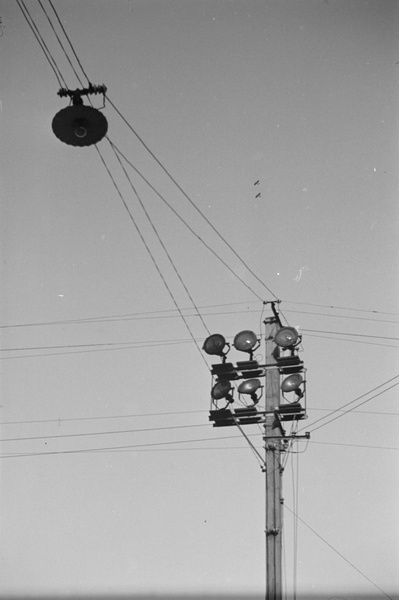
left=255, top=193, right=261, bottom=198
left=254, top=180, right=260, bottom=185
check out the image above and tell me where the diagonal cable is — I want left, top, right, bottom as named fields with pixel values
left=94, top=144, right=209, bottom=368
left=106, top=96, right=279, bottom=301
left=107, top=137, right=211, bottom=337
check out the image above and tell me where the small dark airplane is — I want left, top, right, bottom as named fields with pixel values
left=254, top=180, right=260, bottom=185
left=255, top=193, right=261, bottom=198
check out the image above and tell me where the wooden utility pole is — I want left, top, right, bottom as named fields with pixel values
left=263, top=315, right=283, bottom=600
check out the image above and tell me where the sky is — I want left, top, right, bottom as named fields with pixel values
left=1, top=0, right=399, bottom=598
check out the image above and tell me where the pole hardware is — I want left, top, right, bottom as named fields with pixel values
left=57, top=84, right=107, bottom=105
left=266, top=528, right=280, bottom=537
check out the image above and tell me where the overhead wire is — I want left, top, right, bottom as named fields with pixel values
left=109, top=140, right=265, bottom=302
left=0, top=422, right=209, bottom=443
left=47, top=0, right=91, bottom=85
left=0, top=408, right=207, bottom=426
left=105, top=95, right=280, bottom=302
left=2, top=298, right=399, bottom=330
left=15, top=0, right=67, bottom=88
left=2, top=404, right=397, bottom=427
left=300, top=374, right=399, bottom=434
left=2, top=322, right=398, bottom=356
left=284, top=299, right=399, bottom=317
left=38, top=0, right=86, bottom=87
left=306, top=381, right=399, bottom=435
left=94, top=144, right=209, bottom=368
left=231, top=415, right=265, bottom=468
left=107, top=137, right=211, bottom=336
left=3, top=439, right=398, bottom=459
left=284, top=505, right=394, bottom=600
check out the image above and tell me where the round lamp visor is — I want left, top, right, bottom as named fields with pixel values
left=211, top=380, right=232, bottom=400
left=203, top=334, right=226, bottom=356
left=238, top=378, right=261, bottom=395
left=233, top=330, right=258, bottom=352
left=281, top=374, right=303, bottom=392
left=274, top=327, right=299, bottom=348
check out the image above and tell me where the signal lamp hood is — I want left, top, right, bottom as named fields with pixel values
left=211, top=380, right=233, bottom=401
left=281, top=373, right=304, bottom=398
left=237, top=378, right=261, bottom=405
left=203, top=334, right=228, bottom=357
left=274, top=326, right=300, bottom=349
left=233, top=330, right=259, bottom=354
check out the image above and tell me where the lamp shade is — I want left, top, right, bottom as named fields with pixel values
left=202, top=334, right=227, bottom=356
left=211, top=380, right=232, bottom=400
left=52, top=105, right=108, bottom=146
left=233, top=330, right=258, bottom=353
left=281, top=373, right=303, bottom=393
left=238, top=378, right=261, bottom=395
left=274, top=326, right=299, bottom=348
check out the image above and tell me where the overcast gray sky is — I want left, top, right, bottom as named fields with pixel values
left=1, top=1, right=399, bottom=598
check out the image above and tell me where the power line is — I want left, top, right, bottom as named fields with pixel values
left=302, top=332, right=398, bottom=349
left=0, top=339, right=193, bottom=352
left=284, top=300, right=399, bottom=317
left=0, top=422, right=209, bottom=443
left=2, top=405, right=397, bottom=427
left=47, top=0, right=91, bottom=85
left=109, top=141, right=265, bottom=302
left=38, top=0, right=86, bottom=87
left=310, top=440, right=399, bottom=451
left=301, top=375, right=399, bottom=434
left=301, top=328, right=399, bottom=341
left=2, top=325, right=397, bottom=356
left=3, top=425, right=398, bottom=459
left=284, top=505, right=394, bottom=600
left=0, top=339, right=192, bottom=361
left=2, top=301, right=398, bottom=330
left=15, top=0, right=67, bottom=87
left=0, top=432, right=246, bottom=459
left=107, top=136, right=210, bottom=337
left=285, top=308, right=399, bottom=325
left=307, top=382, right=399, bottom=434
left=0, top=408, right=207, bottom=426
left=94, top=144, right=209, bottom=368
left=106, top=96, right=279, bottom=302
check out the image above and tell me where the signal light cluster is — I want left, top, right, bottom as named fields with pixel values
left=202, top=325, right=306, bottom=428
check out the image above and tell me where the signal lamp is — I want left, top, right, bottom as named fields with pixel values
left=211, top=380, right=233, bottom=401
left=281, top=374, right=304, bottom=398
left=203, top=334, right=229, bottom=358
left=238, top=378, right=261, bottom=404
left=233, top=330, right=259, bottom=356
left=274, top=326, right=300, bottom=349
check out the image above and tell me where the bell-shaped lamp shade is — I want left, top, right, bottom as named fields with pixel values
left=202, top=334, right=227, bottom=356
left=238, top=378, right=261, bottom=395
left=281, top=373, right=303, bottom=393
left=233, top=330, right=258, bottom=353
left=52, top=105, right=108, bottom=147
left=274, top=326, right=300, bottom=348
left=211, top=380, right=233, bottom=400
